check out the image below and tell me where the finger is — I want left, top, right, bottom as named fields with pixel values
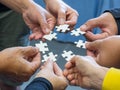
left=65, top=11, right=78, bottom=26
left=85, top=40, right=102, bottom=51
left=80, top=18, right=100, bottom=32
left=85, top=31, right=109, bottom=41
left=53, top=62, right=63, bottom=76
left=57, top=8, right=66, bottom=25
left=65, top=61, right=74, bottom=69
left=43, top=58, right=54, bottom=71
left=29, top=34, right=35, bottom=40
left=22, top=46, right=39, bottom=57
left=30, top=52, right=41, bottom=70
left=65, top=68, right=77, bottom=75
left=47, top=17, right=56, bottom=30
left=38, top=12, right=51, bottom=34
left=86, top=50, right=96, bottom=58
left=63, top=69, right=69, bottom=77
left=69, top=79, right=77, bottom=86
left=67, top=73, right=76, bottom=81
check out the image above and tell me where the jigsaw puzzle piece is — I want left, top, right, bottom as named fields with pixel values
left=35, top=41, right=49, bottom=54
left=62, top=50, right=75, bottom=61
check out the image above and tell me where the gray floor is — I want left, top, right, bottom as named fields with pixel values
left=20, top=39, right=86, bottom=90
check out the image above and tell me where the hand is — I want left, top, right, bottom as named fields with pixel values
left=44, top=0, right=79, bottom=29
left=36, top=59, right=68, bottom=90
left=86, top=36, right=120, bottom=68
left=0, top=46, right=40, bottom=83
left=64, top=56, right=108, bottom=90
left=80, top=12, right=118, bottom=41
left=22, top=1, right=56, bottom=40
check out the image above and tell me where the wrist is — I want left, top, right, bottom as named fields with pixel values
left=91, top=67, right=109, bottom=90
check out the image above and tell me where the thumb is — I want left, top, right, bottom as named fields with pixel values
left=71, top=56, right=99, bottom=73
left=22, top=46, right=39, bottom=57
left=38, top=16, right=51, bottom=34
left=44, top=59, right=54, bottom=71
left=57, top=8, right=66, bottom=25
left=53, top=62, right=63, bottom=76
left=30, top=52, right=41, bottom=71
left=85, top=40, right=102, bottom=51
left=80, top=18, right=100, bottom=32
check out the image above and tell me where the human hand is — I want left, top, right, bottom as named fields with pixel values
left=44, top=0, right=79, bottom=29
left=36, top=59, right=68, bottom=90
left=80, top=12, right=118, bottom=41
left=0, top=46, right=40, bottom=83
left=64, top=56, right=108, bottom=90
left=22, top=1, right=56, bottom=40
left=86, top=36, right=120, bottom=68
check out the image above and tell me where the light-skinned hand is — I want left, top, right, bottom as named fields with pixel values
left=36, top=59, right=68, bottom=90
left=44, top=0, right=79, bottom=29
left=80, top=12, right=118, bottom=41
left=86, top=36, right=120, bottom=68
left=64, top=56, right=108, bottom=90
left=0, top=46, right=40, bottom=83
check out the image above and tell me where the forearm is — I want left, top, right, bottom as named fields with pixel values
left=0, top=0, right=34, bottom=13
left=91, top=67, right=108, bottom=90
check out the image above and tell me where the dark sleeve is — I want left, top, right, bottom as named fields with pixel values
left=25, top=77, right=53, bottom=90
left=104, top=8, right=120, bottom=35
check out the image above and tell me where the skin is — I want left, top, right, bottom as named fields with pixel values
left=44, top=0, right=79, bottom=29
left=0, top=46, right=40, bottom=83
left=80, top=12, right=118, bottom=41
left=36, top=59, right=68, bottom=90
left=0, top=0, right=56, bottom=40
left=86, top=36, right=120, bottom=68
left=64, top=55, right=108, bottom=90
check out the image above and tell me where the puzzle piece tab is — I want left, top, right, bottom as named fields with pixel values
left=35, top=41, right=49, bottom=54
left=43, top=31, right=57, bottom=41
left=71, top=28, right=86, bottom=36
left=74, top=40, right=86, bottom=49
left=42, top=52, right=58, bottom=62
left=55, top=24, right=70, bottom=32
left=62, top=50, right=75, bottom=61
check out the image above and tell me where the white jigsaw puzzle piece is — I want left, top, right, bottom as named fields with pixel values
left=43, top=31, right=57, bottom=41
left=74, top=40, right=86, bottom=49
left=42, top=52, right=58, bottom=62
left=35, top=41, right=49, bottom=54
left=71, top=28, right=86, bottom=36
left=55, top=24, right=70, bottom=32
left=62, top=50, right=75, bottom=61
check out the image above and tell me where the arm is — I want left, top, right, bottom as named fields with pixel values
left=25, top=78, right=53, bottom=90
left=44, top=0, right=78, bottom=28
left=26, top=59, right=68, bottom=90
left=0, top=0, right=56, bottom=40
left=102, top=68, right=120, bottom=90
left=0, top=0, right=33, bottom=13
left=104, top=8, right=120, bottom=35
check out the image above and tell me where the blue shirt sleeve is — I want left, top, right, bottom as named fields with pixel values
left=25, top=77, right=53, bottom=90
left=104, top=8, right=120, bottom=35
